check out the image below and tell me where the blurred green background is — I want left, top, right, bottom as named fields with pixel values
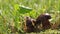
left=0, top=0, right=60, bottom=34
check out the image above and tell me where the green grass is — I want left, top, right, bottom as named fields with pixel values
left=0, top=0, right=60, bottom=34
